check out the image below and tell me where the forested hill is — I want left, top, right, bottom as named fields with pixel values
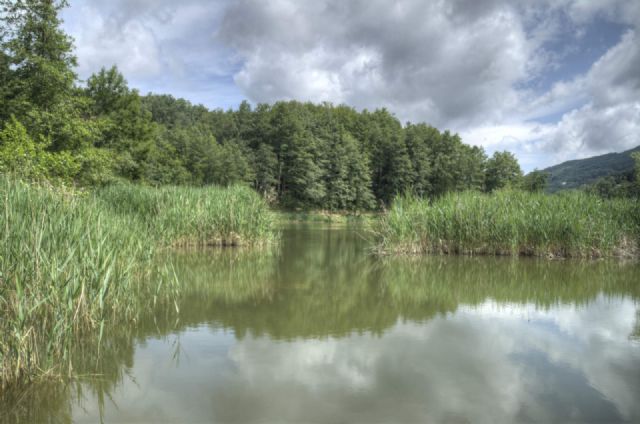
left=0, top=0, right=531, bottom=210
left=544, top=145, right=640, bottom=192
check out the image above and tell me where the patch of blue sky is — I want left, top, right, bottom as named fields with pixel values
left=531, top=105, right=581, bottom=125
left=521, top=18, right=629, bottom=94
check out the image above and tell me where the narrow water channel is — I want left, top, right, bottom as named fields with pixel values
left=4, top=223, right=640, bottom=423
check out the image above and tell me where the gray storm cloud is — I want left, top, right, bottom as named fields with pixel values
left=62, top=0, right=239, bottom=106
left=63, top=0, right=640, bottom=166
left=218, top=0, right=531, bottom=128
left=216, top=0, right=639, bottom=160
left=550, top=29, right=640, bottom=156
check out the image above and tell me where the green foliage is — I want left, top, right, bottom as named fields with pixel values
left=581, top=152, right=640, bottom=199
left=0, top=45, right=11, bottom=120
left=86, top=66, right=130, bottom=115
left=0, top=0, right=76, bottom=118
left=94, top=183, right=277, bottom=247
left=360, top=109, right=412, bottom=204
left=25, top=99, right=97, bottom=152
left=522, top=169, right=549, bottom=192
left=0, top=0, right=96, bottom=182
left=0, top=175, right=277, bottom=386
left=282, top=131, right=326, bottom=208
left=485, top=151, right=523, bottom=192
left=323, top=131, right=375, bottom=210
left=632, top=151, right=640, bottom=187
left=74, top=147, right=116, bottom=186
left=459, top=145, right=487, bottom=192
left=0, top=0, right=532, bottom=211
left=545, top=145, right=640, bottom=192
left=0, top=117, right=44, bottom=176
left=0, top=117, right=79, bottom=180
left=0, top=175, right=157, bottom=386
left=253, top=143, right=278, bottom=199
left=586, top=175, right=632, bottom=199
left=212, top=140, right=254, bottom=186
left=424, top=130, right=486, bottom=196
left=404, top=123, right=433, bottom=196
left=377, top=189, right=639, bottom=258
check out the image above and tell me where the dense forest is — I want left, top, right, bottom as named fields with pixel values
left=0, top=0, right=575, bottom=210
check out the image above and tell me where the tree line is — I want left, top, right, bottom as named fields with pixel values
left=1, top=0, right=552, bottom=210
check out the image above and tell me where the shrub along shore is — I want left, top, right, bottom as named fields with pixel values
left=0, top=176, right=276, bottom=388
left=376, top=189, right=640, bottom=258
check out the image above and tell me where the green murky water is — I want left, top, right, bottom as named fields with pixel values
left=3, top=223, right=640, bottom=423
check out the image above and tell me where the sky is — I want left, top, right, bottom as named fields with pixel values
left=61, top=0, right=640, bottom=171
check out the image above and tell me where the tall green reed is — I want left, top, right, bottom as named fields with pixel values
left=0, top=176, right=277, bottom=388
left=94, top=183, right=277, bottom=246
left=0, top=177, right=160, bottom=387
left=377, top=189, right=640, bottom=258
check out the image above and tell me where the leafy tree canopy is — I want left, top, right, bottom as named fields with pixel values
left=0, top=0, right=554, bottom=209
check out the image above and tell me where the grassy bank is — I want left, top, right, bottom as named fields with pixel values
left=0, top=177, right=276, bottom=388
left=376, top=189, right=640, bottom=258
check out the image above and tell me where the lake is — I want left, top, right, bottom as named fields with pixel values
left=3, top=223, right=640, bottom=423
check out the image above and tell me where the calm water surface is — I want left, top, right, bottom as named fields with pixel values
left=4, top=223, right=640, bottom=423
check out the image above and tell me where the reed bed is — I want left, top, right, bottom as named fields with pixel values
left=0, top=176, right=276, bottom=388
left=95, top=184, right=277, bottom=247
left=376, top=189, right=640, bottom=258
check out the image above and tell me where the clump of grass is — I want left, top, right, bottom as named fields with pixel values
left=376, top=189, right=640, bottom=258
left=95, top=184, right=277, bottom=247
left=0, top=176, right=162, bottom=388
left=0, top=177, right=277, bottom=388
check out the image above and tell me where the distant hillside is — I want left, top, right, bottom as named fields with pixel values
left=544, top=145, right=640, bottom=192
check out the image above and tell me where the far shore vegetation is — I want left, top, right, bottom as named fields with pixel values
left=376, top=189, right=640, bottom=258
left=1, top=0, right=640, bottom=391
